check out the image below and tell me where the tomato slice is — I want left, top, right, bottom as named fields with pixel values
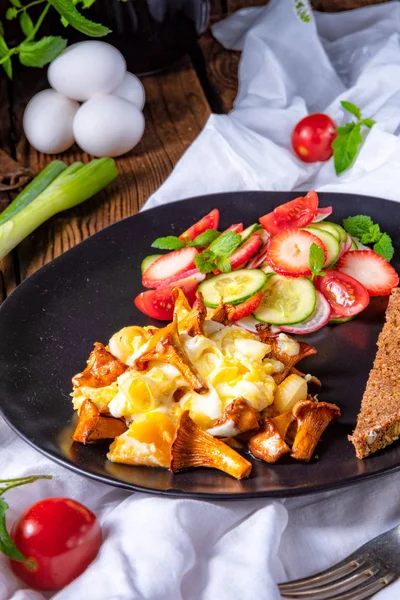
left=134, top=275, right=201, bottom=320
left=259, top=191, right=319, bottom=235
left=315, top=270, right=370, bottom=317
left=179, top=209, right=220, bottom=241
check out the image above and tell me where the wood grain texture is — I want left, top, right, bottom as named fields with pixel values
left=11, top=56, right=211, bottom=281
left=0, top=78, right=17, bottom=302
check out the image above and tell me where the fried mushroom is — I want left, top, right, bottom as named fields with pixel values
left=72, top=399, right=127, bottom=444
left=291, top=400, right=341, bottom=462
left=72, top=342, right=128, bottom=389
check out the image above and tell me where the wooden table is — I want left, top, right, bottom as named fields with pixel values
left=0, top=0, right=387, bottom=305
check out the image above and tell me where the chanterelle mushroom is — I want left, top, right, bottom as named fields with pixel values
left=207, top=397, right=260, bottom=437
left=133, top=317, right=208, bottom=394
left=72, top=342, right=128, bottom=389
left=170, top=411, right=252, bottom=480
left=248, top=418, right=290, bottom=463
left=291, top=400, right=341, bottom=462
left=174, top=289, right=207, bottom=337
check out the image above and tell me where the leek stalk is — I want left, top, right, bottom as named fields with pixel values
left=0, top=158, right=118, bottom=261
left=0, top=160, right=66, bottom=227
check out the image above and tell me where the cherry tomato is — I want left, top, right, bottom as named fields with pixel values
left=315, top=270, right=370, bottom=317
left=179, top=209, right=220, bottom=241
left=134, top=274, right=200, bottom=320
left=259, top=191, right=319, bottom=235
left=292, top=114, right=337, bottom=162
left=10, top=497, right=102, bottom=591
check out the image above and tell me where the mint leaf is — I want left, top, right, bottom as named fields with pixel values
left=50, top=0, right=111, bottom=36
left=341, top=100, right=362, bottom=120
left=309, top=243, right=326, bottom=277
left=6, top=7, right=18, bottom=20
left=189, top=229, right=220, bottom=249
left=194, top=250, right=217, bottom=274
left=343, top=215, right=373, bottom=239
left=332, top=122, right=362, bottom=175
left=19, top=12, right=34, bottom=37
left=362, top=118, right=375, bottom=129
left=374, top=233, right=394, bottom=262
left=151, top=236, right=185, bottom=251
left=209, top=231, right=241, bottom=257
left=216, top=256, right=231, bottom=273
left=19, top=36, right=67, bottom=67
left=360, top=223, right=381, bottom=245
left=10, top=0, right=22, bottom=7
left=0, top=498, right=25, bottom=561
left=0, top=35, right=12, bottom=78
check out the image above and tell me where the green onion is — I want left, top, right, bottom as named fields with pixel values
left=0, top=160, right=66, bottom=227
left=0, top=158, right=118, bottom=261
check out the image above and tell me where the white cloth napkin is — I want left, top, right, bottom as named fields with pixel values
left=2, top=1, right=400, bottom=598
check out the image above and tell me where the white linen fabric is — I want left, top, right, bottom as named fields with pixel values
left=1, top=1, right=400, bottom=598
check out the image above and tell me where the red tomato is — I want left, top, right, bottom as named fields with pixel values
left=315, top=270, right=370, bottom=317
left=259, top=191, right=319, bottom=235
left=134, top=274, right=200, bottom=320
left=10, top=497, right=102, bottom=591
left=292, top=114, right=337, bottom=162
left=179, top=209, right=220, bottom=241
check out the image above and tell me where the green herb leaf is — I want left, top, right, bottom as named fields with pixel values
left=10, top=0, right=22, bottom=7
left=6, top=7, right=18, bottom=20
left=0, top=35, right=12, bottom=79
left=373, top=232, right=394, bottom=262
left=343, top=215, right=373, bottom=239
left=19, top=12, right=34, bottom=37
left=209, top=231, right=241, bottom=257
left=189, top=229, right=220, bottom=249
left=361, top=118, right=375, bottom=129
left=0, top=21, right=4, bottom=37
left=360, top=223, right=381, bottom=245
left=194, top=250, right=217, bottom=274
left=332, top=122, right=363, bottom=175
left=0, top=498, right=25, bottom=561
left=80, top=0, right=97, bottom=8
left=216, top=256, right=232, bottom=273
left=309, top=243, right=326, bottom=277
left=340, top=100, right=362, bottom=120
left=19, top=36, right=67, bottom=67
left=151, top=236, right=185, bottom=251
left=49, top=0, right=111, bottom=36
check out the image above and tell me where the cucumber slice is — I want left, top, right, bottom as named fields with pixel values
left=303, top=226, right=340, bottom=267
left=240, top=223, right=261, bottom=243
left=253, top=274, right=316, bottom=325
left=309, top=221, right=341, bottom=241
left=198, top=269, right=268, bottom=308
left=350, top=236, right=358, bottom=250
left=141, top=254, right=162, bottom=275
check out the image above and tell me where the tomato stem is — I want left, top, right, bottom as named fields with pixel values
left=0, top=475, right=52, bottom=495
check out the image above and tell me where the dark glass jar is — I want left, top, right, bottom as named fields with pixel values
left=87, top=0, right=210, bottom=74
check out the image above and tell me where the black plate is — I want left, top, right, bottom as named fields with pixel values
left=1, top=192, right=399, bottom=499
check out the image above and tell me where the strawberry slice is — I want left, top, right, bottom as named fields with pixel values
left=230, top=233, right=261, bottom=270
left=142, top=247, right=199, bottom=288
left=267, top=229, right=327, bottom=277
left=179, top=209, right=220, bottom=241
left=227, top=291, right=263, bottom=322
left=337, top=250, right=399, bottom=296
left=224, top=223, right=244, bottom=233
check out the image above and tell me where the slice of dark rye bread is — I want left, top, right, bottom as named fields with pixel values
left=349, top=287, right=400, bottom=459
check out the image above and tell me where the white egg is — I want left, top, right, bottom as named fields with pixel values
left=73, top=95, right=145, bottom=157
left=112, top=72, right=146, bottom=110
left=48, top=41, right=126, bottom=101
left=23, top=89, right=79, bottom=154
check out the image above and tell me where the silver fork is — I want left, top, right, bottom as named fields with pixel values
left=278, top=525, right=400, bottom=600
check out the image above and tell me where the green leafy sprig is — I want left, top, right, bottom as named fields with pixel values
left=1, top=0, right=110, bottom=78
left=343, top=215, right=394, bottom=262
left=151, top=229, right=220, bottom=252
left=332, top=101, right=375, bottom=176
left=0, top=475, right=52, bottom=561
left=308, top=242, right=326, bottom=278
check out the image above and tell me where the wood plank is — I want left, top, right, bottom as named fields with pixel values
left=11, top=56, right=211, bottom=281
left=226, top=0, right=267, bottom=13
left=0, top=78, right=18, bottom=303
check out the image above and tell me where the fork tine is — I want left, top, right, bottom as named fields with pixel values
left=279, top=560, right=362, bottom=593
left=280, top=572, right=395, bottom=600
left=279, top=567, right=378, bottom=598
